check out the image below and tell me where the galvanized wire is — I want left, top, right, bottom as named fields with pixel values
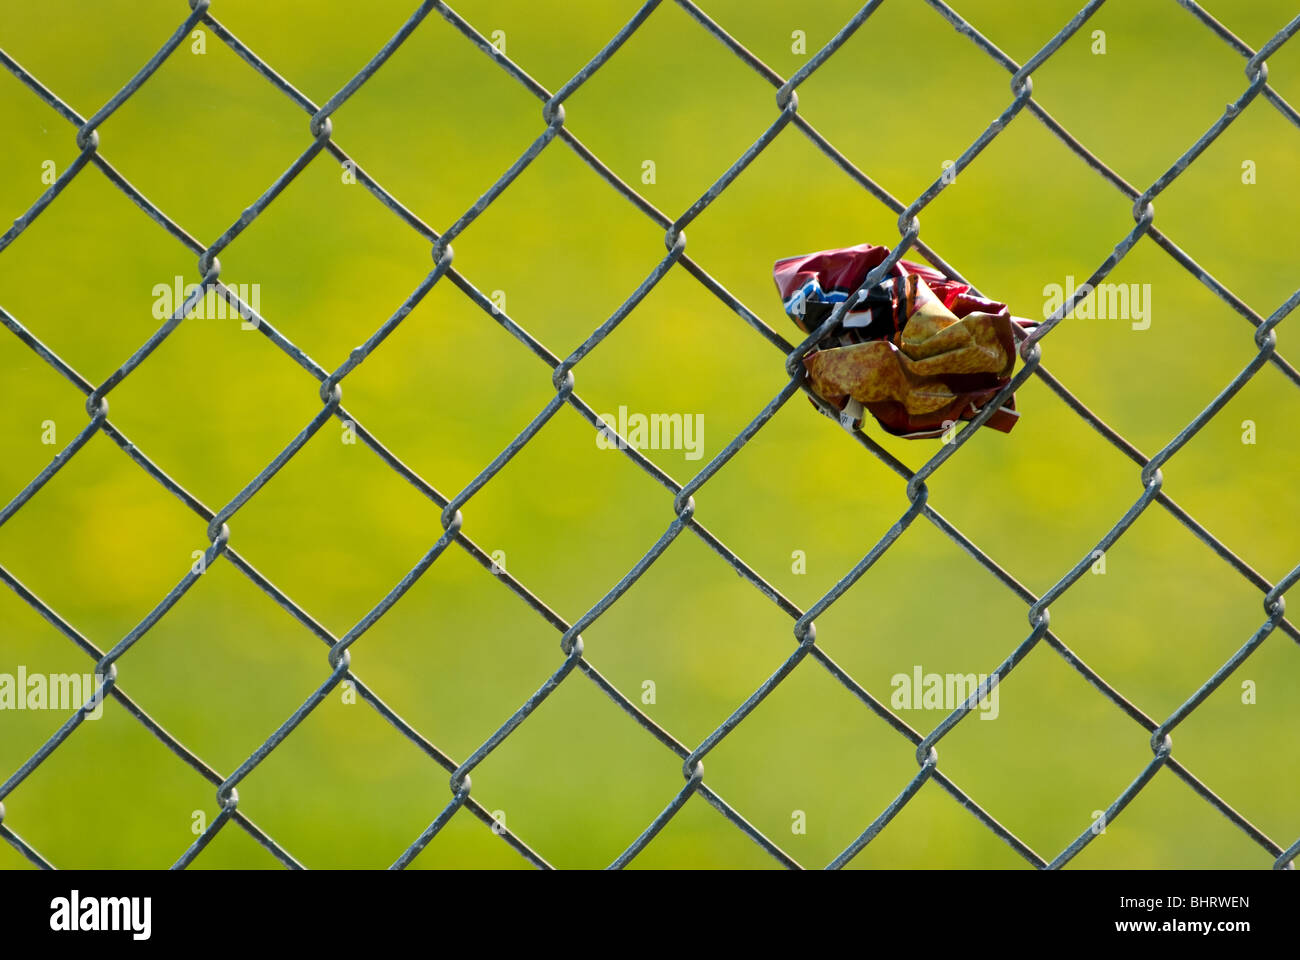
left=0, top=0, right=1296, bottom=870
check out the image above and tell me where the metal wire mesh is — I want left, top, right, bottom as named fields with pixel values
left=1, top=0, right=1297, bottom=870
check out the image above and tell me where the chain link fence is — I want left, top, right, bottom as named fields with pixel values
left=0, top=0, right=1297, bottom=870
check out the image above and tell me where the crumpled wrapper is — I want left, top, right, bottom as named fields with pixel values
left=774, top=243, right=1033, bottom=438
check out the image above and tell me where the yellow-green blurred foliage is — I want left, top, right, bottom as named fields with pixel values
left=0, top=0, right=1296, bottom=869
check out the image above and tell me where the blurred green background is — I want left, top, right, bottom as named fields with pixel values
left=0, top=0, right=1297, bottom=870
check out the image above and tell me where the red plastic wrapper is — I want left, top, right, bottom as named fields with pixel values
left=774, top=243, right=1034, bottom=438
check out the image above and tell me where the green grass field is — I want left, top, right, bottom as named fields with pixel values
left=0, top=0, right=1297, bottom=869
